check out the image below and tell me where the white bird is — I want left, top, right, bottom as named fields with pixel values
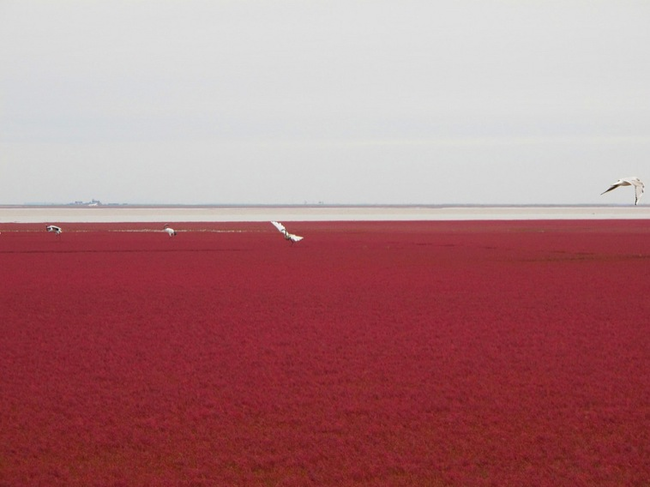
left=271, top=221, right=303, bottom=243
left=163, top=224, right=177, bottom=237
left=46, top=225, right=62, bottom=235
left=601, top=176, right=644, bottom=205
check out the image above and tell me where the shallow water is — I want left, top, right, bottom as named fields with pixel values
left=1, top=205, right=650, bottom=223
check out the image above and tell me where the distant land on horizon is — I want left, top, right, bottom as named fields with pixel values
left=9, top=202, right=642, bottom=209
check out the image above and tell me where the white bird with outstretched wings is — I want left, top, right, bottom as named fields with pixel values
left=601, top=176, right=644, bottom=205
left=271, top=221, right=303, bottom=243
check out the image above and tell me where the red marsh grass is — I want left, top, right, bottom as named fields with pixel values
left=1, top=220, right=649, bottom=485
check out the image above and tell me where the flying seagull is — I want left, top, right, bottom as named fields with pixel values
left=271, top=221, right=303, bottom=243
left=163, top=224, right=177, bottom=237
left=601, top=176, right=644, bottom=205
left=46, top=225, right=62, bottom=235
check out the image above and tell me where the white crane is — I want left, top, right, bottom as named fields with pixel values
left=163, top=224, right=177, bottom=237
left=601, top=176, right=644, bottom=205
left=46, top=225, right=62, bottom=235
left=271, top=221, right=303, bottom=244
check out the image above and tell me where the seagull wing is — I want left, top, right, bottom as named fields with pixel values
left=633, top=180, right=644, bottom=204
left=271, top=221, right=287, bottom=234
left=289, top=234, right=303, bottom=242
left=601, top=183, right=621, bottom=195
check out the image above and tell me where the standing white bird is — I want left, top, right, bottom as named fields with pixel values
left=163, top=224, right=177, bottom=237
left=601, top=176, right=645, bottom=205
left=46, top=225, right=62, bottom=235
left=271, top=221, right=303, bottom=243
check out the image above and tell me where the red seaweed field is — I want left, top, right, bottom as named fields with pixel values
left=1, top=220, right=649, bottom=486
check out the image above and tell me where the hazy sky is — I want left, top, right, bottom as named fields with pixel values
left=1, top=0, right=649, bottom=205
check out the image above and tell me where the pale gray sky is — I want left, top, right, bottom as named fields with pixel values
left=1, top=0, right=649, bottom=205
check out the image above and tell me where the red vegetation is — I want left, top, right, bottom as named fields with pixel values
left=1, top=220, right=649, bottom=485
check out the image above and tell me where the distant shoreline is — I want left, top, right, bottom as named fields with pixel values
left=1, top=205, right=649, bottom=223
left=5, top=203, right=644, bottom=208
